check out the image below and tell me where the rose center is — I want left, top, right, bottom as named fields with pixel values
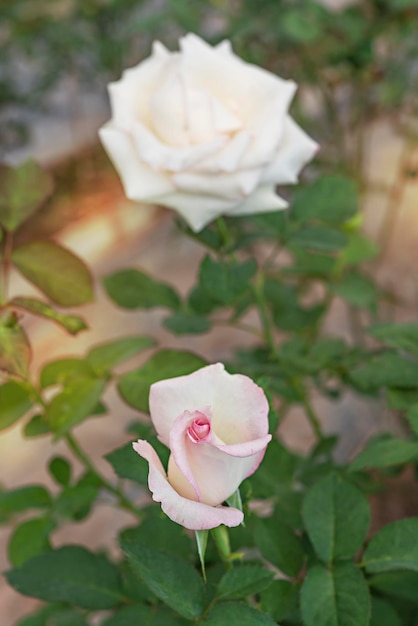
left=187, top=413, right=211, bottom=443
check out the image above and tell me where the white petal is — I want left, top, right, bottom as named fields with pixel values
left=261, top=116, right=319, bottom=185
left=172, top=167, right=262, bottom=200
left=194, top=131, right=252, bottom=174
left=132, top=121, right=228, bottom=172
left=99, top=125, right=173, bottom=198
left=150, top=191, right=235, bottom=231
left=226, top=185, right=288, bottom=216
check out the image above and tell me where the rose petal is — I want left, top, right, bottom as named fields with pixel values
left=133, top=440, right=243, bottom=530
left=149, top=191, right=237, bottom=232
left=99, top=126, right=174, bottom=199
left=149, top=363, right=269, bottom=447
left=132, top=121, right=228, bottom=172
left=172, top=167, right=262, bottom=200
left=226, top=185, right=288, bottom=217
left=261, top=116, right=319, bottom=185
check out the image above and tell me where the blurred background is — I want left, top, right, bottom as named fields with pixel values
left=1, top=0, right=418, bottom=622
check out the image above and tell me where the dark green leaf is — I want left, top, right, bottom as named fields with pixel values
left=201, top=601, right=277, bottom=625
left=367, top=322, right=418, bottom=358
left=0, top=160, right=53, bottom=232
left=370, top=597, right=401, bottom=626
left=118, top=349, right=206, bottom=413
left=350, top=353, right=418, bottom=391
left=255, top=516, right=304, bottom=577
left=349, top=436, right=418, bottom=471
left=333, top=272, right=378, bottom=312
left=6, top=546, right=123, bottom=609
left=290, top=226, right=347, bottom=251
left=45, top=375, right=106, bottom=439
left=12, top=240, right=94, bottom=306
left=0, top=380, right=33, bottom=431
left=370, top=570, right=418, bottom=603
left=87, top=335, right=155, bottom=373
left=339, top=233, right=378, bottom=266
left=120, top=538, right=205, bottom=620
left=0, top=486, right=51, bottom=519
left=105, top=441, right=148, bottom=484
left=15, top=605, right=88, bottom=626
left=101, top=604, right=155, bottom=626
left=261, top=580, right=299, bottom=622
left=120, top=512, right=192, bottom=560
left=302, top=472, right=370, bottom=563
left=8, top=517, right=54, bottom=566
left=300, top=562, right=370, bottom=626
left=11, top=297, right=87, bottom=335
left=407, top=405, right=418, bottom=436
left=48, top=456, right=71, bottom=486
left=163, top=312, right=211, bottom=335
left=103, top=268, right=180, bottom=310
left=291, top=175, right=358, bottom=225
left=0, top=316, right=31, bottom=377
left=53, top=475, right=99, bottom=521
left=199, top=256, right=257, bottom=305
left=217, top=565, right=274, bottom=599
left=363, top=518, right=418, bottom=573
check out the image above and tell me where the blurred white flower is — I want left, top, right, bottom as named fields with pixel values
left=100, top=34, right=318, bottom=232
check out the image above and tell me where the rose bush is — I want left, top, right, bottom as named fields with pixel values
left=99, top=33, right=318, bottom=232
left=133, top=363, right=271, bottom=530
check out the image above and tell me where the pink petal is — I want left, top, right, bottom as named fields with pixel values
left=133, top=440, right=243, bottom=530
left=149, top=363, right=269, bottom=447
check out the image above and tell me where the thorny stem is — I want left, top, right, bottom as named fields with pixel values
left=65, top=432, right=142, bottom=520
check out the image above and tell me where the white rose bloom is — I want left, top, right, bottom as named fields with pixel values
left=99, top=34, right=318, bottom=232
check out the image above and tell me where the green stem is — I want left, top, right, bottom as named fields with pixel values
left=0, top=230, right=13, bottom=305
left=65, top=432, right=142, bottom=520
left=301, top=392, right=324, bottom=442
left=253, top=272, right=277, bottom=358
left=215, top=217, right=234, bottom=252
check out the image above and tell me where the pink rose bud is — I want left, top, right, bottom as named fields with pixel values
left=133, top=363, right=271, bottom=530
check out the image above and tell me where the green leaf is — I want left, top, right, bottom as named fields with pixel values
left=254, top=516, right=304, bottom=577
left=23, top=414, right=51, bottom=438
left=6, top=545, right=123, bottom=609
left=350, top=353, right=418, bottom=391
left=120, top=538, right=205, bottom=620
left=16, top=606, right=88, bottom=626
left=367, top=322, right=418, bottom=358
left=0, top=316, right=31, bottom=377
left=199, top=256, right=257, bottom=305
left=163, top=312, right=211, bottom=335
left=120, top=511, right=192, bottom=560
left=201, top=601, right=277, bottom=625
left=349, top=436, right=418, bottom=471
left=48, top=456, right=71, bottom=486
left=103, top=268, right=181, bottom=310
left=0, top=160, right=53, bottom=232
left=118, top=349, right=206, bottom=413
left=45, top=375, right=106, bottom=439
left=249, top=438, right=299, bottom=498
left=217, top=565, right=274, bottom=600
left=300, top=562, right=370, bottom=626
left=8, top=517, right=54, bottom=567
left=11, top=297, right=87, bottom=335
left=12, top=240, right=94, bottom=306
left=302, top=472, right=370, bottom=563
left=86, top=335, right=155, bottom=374
left=282, top=8, right=323, bottom=43
left=333, top=272, right=378, bottom=312
left=363, top=518, right=418, bottom=574
left=100, top=605, right=155, bottom=626
left=370, top=570, right=418, bottom=603
left=0, top=486, right=51, bottom=520
left=260, top=580, right=299, bottom=622
left=40, top=358, right=93, bottom=388
left=370, top=597, right=401, bottom=626
left=292, top=175, right=358, bottom=225
left=105, top=441, right=148, bottom=484
left=195, top=529, right=208, bottom=581
left=52, top=474, right=99, bottom=521
left=407, top=405, right=418, bottom=437
left=339, top=233, right=378, bottom=266
left=290, top=226, right=347, bottom=251
left=0, top=380, right=33, bottom=431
